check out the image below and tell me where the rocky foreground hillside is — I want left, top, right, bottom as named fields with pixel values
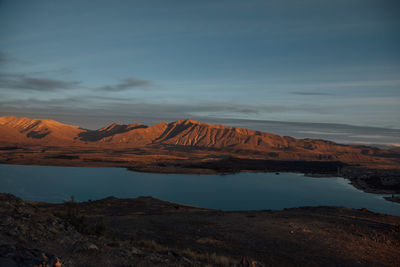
left=1, top=193, right=400, bottom=266
left=0, top=194, right=240, bottom=267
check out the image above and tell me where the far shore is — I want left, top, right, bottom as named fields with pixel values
left=384, top=195, right=400, bottom=204
left=1, top=153, right=400, bottom=199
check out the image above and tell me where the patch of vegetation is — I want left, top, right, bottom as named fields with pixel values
left=182, top=248, right=236, bottom=266
left=57, top=196, right=107, bottom=236
left=136, top=239, right=169, bottom=252
left=136, top=239, right=237, bottom=266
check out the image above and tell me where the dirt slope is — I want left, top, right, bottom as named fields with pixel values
left=2, top=193, right=399, bottom=266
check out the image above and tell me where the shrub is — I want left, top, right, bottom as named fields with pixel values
left=59, top=196, right=107, bottom=236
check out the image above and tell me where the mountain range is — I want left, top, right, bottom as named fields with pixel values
left=1, top=115, right=399, bottom=164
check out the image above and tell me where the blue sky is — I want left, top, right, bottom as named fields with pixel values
left=0, top=0, right=399, bottom=132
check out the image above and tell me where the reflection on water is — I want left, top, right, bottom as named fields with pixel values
left=0, top=164, right=399, bottom=216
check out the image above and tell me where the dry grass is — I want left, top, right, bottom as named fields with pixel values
left=182, top=248, right=236, bottom=266
left=136, top=239, right=168, bottom=252
left=136, top=240, right=236, bottom=266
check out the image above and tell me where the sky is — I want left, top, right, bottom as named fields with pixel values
left=0, top=0, right=399, bottom=139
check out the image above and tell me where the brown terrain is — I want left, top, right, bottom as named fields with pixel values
left=1, top=193, right=400, bottom=267
left=1, top=115, right=400, bottom=194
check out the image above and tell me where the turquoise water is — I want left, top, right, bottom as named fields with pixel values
left=0, top=164, right=399, bottom=215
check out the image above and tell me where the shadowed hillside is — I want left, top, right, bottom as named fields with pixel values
left=1, top=193, right=399, bottom=266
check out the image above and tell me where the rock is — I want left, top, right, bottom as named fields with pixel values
left=131, top=247, right=143, bottom=255
left=240, top=257, right=265, bottom=267
left=72, top=241, right=99, bottom=253
left=167, top=250, right=179, bottom=258
left=49, top=227, right=60, bottom=235
left=1, top=216, right=13, bottom=226
left=21, top=214, right=31, bottom=221
left=106, top=241, right=120, bottom=247
left=149, top=254, right=163, bottom=264
left=182, top=257, right=193, bottom=265
left=110, top=248, right=131, bottom=257
left=0, top=257, right=18, bottom=267
left=0, top=244, right=59, bottom=267
left=7, top=227, right=19, bottom=237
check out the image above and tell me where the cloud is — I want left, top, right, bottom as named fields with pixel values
left=98, top=78, right=151, bottom=91
left=0, top=52, right=5, bottom=63
left=0, top=71, right=150, bottom=92
left=0, top=73, right=80, bottom=91
left=28, top=68, right=75, bottom=76
left=291, top=91, right=332, bottom=96
left=0, top=94, right=330, bottom=123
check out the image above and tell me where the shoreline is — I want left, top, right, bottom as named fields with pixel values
left=0, top=159, right=399, bottom=208
left=1, top=157, right=400, bottom=201
left=384, top=196, right=400, bottom=204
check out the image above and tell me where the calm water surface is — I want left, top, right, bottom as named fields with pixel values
left=0, top=164, right=399, bottom=216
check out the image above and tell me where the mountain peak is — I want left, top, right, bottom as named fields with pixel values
left=0, top=115, right=82, bottom=141
left=0, top=115, right=77, bottom=128
left=0, top=115, right=17, bottom=122
left=174, top=119, right=202, bottom=125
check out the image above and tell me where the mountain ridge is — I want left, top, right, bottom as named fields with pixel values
left=0, top=115, right=83, bottom=143
left=0, top=115, right=342, bottom=150
left=0, top=115, right=399, bottom=173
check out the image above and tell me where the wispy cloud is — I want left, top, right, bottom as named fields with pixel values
left=291, top=91, right=332, bottom=96
left=0, top=52, right=5, bottom=63
left=0, top=95, right=329, bottom=120
left=0, top=72, right=152, bottom=92
left=312, top=80, right=400, bottom=88
left=0, top=73, right=80, bottom=91
left=98, top=78, right=151, bottom=91
left=27, top=68, right=75, bottom=76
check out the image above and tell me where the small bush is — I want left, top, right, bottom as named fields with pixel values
left=94, top=217, right=107, bottom=235
left=62, top=196, right=86, bottom=232
left=58, top=196, right=107, bottom=236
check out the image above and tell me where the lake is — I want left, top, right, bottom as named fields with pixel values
left=0, top=164, right=399, bottom=216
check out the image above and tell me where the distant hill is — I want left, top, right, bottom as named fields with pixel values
left=0, top=115, right=83, bottom=145
left=0, top=115, right=399, bottom=166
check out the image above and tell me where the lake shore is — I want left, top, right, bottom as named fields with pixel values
left=2, top=149, right=400, bottom=196
left=384, top=196, right=400, bottom=203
